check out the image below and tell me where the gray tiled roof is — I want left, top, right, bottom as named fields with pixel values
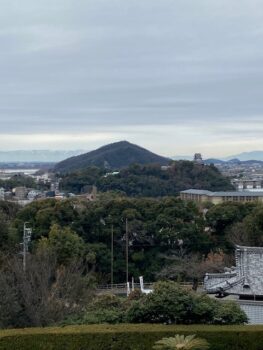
left=204, top=245, right=263, bottom=296
left=180, top=189, right=263, bottom=197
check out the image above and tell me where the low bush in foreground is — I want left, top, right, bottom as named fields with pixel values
left=0, top=324, right=263, bottom=350
left=126, top=282, right=247, bottom=325
left=71, top=282, right=247, bottom=326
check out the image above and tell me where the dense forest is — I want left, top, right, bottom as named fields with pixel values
left=1, top=196, right=261, bottom=283
left=60, top=161, right=234, bottom=196
left=1, top=195, right=259, bottom=328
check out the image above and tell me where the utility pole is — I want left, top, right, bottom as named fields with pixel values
left=111, top=224, right=114, bottom=288
left=126, top=218, right=129, bottom=285
left=22, top=222, right=32, bottom=272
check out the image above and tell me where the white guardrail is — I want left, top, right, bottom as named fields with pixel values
left=97, top=282, right=203, bottom=291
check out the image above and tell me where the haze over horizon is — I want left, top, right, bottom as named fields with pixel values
left=1, top=1, right=263, bottom=156
left=1, top=143, right=263, bottom=163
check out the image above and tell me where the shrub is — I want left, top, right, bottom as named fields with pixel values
left=128, top=289, right=143, bottom=301
left=69, top=294, right=126, bottom=325
left=213, top=301, right=248, bottom=325
left=90, top=294, right=123, bottom=309
left=126, top=281, right=247, bottom=325
left=126, top=281, right=194, bottom=324
left=0, top=324, right=262, bottom=350
left=81, top=308, right=125, bottom=324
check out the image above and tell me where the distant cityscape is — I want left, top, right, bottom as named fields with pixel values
left=0, top=168, right=97, bottom=206
left=1, top=148, right=263, bottom=207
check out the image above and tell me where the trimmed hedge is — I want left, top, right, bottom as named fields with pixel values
left=0, top=324, right=263, bottom=350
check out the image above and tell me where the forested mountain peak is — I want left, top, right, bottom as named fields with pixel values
left=54, top=141, right=170, bottom=173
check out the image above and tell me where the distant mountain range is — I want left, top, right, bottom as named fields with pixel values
left=204, top=158, right=263, bottom=165
left=55, top=141, right=170, bottom=173
left=223, top=151, right=263, bottom=161
left=0, top=150, right=85, bottom=163
left=172, top=151, right=263, bottom=163
left=2, top=148, right=263, bottom=165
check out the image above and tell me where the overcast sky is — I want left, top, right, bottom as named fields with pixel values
left=1, top=0, right=263, bottom=157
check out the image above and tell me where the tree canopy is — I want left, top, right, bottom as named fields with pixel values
left=60, top=162, right=234, bottom=197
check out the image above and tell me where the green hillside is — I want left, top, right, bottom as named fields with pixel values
left=61, top=161, right=234, bottom=196
left=55, top=141, right=170, bottom=173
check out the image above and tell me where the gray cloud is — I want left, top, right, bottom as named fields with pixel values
left=0, top=0, right=263, bottom=155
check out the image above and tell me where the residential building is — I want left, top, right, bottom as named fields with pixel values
left=27, top=190, right=41, bottom=200
left=14, top=186, right=28, bottom=200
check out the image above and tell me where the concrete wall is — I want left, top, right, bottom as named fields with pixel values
left=238, top=300, right=263, bottom=324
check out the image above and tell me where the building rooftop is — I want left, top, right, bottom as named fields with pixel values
left=204, top=245, right=263, bottom=297
left=180, top=189, right=263, bottom=197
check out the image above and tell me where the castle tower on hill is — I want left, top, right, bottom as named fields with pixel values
left=193, top=153, right=204, bottom=165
